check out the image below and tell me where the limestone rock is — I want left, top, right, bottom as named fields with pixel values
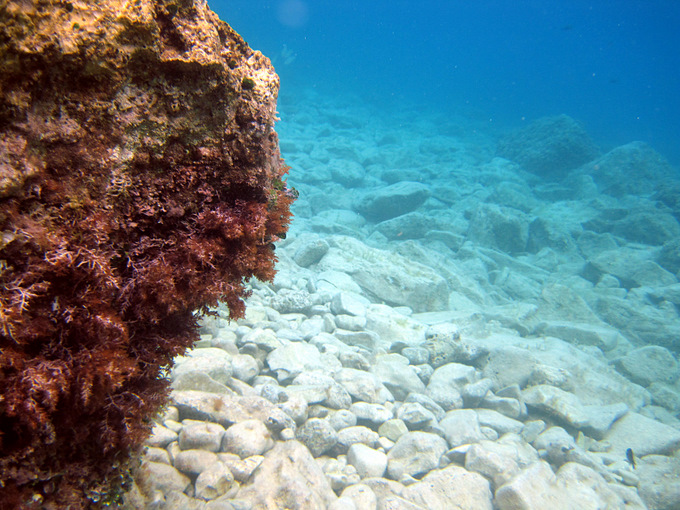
left=636, top=455, right=680, bottom=510
left=355, top=181, right=431, bottom=221
left=522, top=385, right=589, bottom=429
left=386, top=431, right=448, bottom=480
left=496, top=115, right=599, bottom=177
left=370, top=354, right=426, bottom=400
left=335, top=368, right=388, bottom=404
left=466, top=203, right=530, bottom=254
left=174, top=449, right=220, bottom=477
left=138, top=461, right=192, bottom=497
left=173, top=348, right=234, bottom=386
left=494, top=461, right=646, bottom=510
left=403, top=465, right=493, bottom=510
left=221, top=419, right=274, bottom=459
left=614, top=345, right=679, bottom=387
left=318, top=236, right=449, bottom=312
left=575, top=141, right=673, bottom=197
left=603, top=411, right=680, bottom=456
left=266, top=342, right=325, bottom=382
left=179, top=420, right=226, bottom=452
left=236, top=440, right=338, bottom=508
left=347, top=444, right=388, bottom=478
left=440, top=409, right=486, bottom=447
left=195, top=461, right=238, bottom=501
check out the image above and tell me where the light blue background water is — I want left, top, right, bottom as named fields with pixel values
left=211, top=0, right=680, bottom=167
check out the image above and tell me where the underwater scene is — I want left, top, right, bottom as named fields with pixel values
left=4, top=0, right=679, bottom=508
left=131, top=1, right=680, bottom=509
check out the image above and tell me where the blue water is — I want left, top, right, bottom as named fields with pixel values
left=211, top=0, right=680, bottom=167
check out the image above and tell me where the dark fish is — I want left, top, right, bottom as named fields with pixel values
left=626, top=448, right=636, bottom=469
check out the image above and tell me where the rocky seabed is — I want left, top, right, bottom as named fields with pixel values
left=129, top=94, right=680, bottom=509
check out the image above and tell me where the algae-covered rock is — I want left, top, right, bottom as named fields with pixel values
left=0, top=1, right=293, bottom=505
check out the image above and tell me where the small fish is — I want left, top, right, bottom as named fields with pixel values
left=626, top=448, right=636, bottom=469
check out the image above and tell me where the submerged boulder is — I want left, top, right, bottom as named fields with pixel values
left=0, top=1, right=293, bottom=506
left=496, top=114, right=599, bottom=178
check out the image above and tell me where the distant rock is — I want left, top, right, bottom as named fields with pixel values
left=466, top=203, right=530, bottom=254
left=496, top=115, right=599, bottom=178
left=354, top=181, right=431, bottom=221
left=328, top=159, right=366, bottom=187
left=374, top=212, right=440, bottom=240
left=318, top=236, right=449, bottom=312
left=613, top=346, right=679, bottom=387
left=575, top=141, right=673, bottom=197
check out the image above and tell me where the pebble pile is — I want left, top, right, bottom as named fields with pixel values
left=126, top=267, right=680, bottom=509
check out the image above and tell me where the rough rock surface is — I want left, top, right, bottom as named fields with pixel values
left=0, top=0, right=293, bottom=506
left=496, top=114, right=599, bottom=177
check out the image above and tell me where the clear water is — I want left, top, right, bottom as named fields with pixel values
left=213, top=0, right=680, bottom=167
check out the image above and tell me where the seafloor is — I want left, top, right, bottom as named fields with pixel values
left=133, top=89, right=680, bottom=509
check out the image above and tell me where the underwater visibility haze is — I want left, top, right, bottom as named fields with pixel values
left=3, top=0, right=680, bottom=507
left=217, top=0, right=680, bottom=166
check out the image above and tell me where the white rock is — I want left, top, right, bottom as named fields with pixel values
left=221, top=419, right=274, bottom=459
left=396, top=402, right=436, bottom=428
left=240, top=328, right=282, bottom=352
left=335, top=368, right=387, bottom=404
left=403, top=465, right=493, bottom=510
left=172, top=348, right=233, bottom=385
left=236, top=440, right=338, bottom=507
left=465, top=443, right=520, bottom=490
left=386, top=431, right=447, bottom=480
left=173, top=449, right=219, bottom=477
left=138, top=461, right=192, bottom=496
left=428, top=362, right=478, bottom=390
left=336, top=426, right=380, bottom=453
left=194, top=461, right=237, bottom=500
left=522, top=384, right=589, bottom=429
left=231, top=354, right=259, bottom=383
left=378, top=419, right=409, bottom=442
left=179, top=420, right=226, bottom=452
left=331, top=291, right=368, bottom=316
left=440, top=409, right=485, bottom=447
left=614, top=345, right=679, bottom=387
left=495, top=460, right=647, bottom=510
left=636, top=454, right=680, bottom=510
left=266, top=342, right=324, bottom=382
left=339, top=484, right=378, bottom=510
left=370, top=353, right=426, bottom=400
left=476, top=409, right=524, bottom=435
left=317, top=236, right=449, bottom=312
left=349, top=402, right=394, bottom=425
left=347, top=443, right=388, bottom=478
left=296, top=418, right=339, bottom=457
left=147, top=424, right=178, bottom=448
left=604, top=411, right=680, bottom=456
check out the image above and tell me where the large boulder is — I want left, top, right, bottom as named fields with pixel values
left=355, top=181, right=431, bottom=221
left=236, top=440, right=338, bottom=508
left=0, top=0, right=293, bottom=505
left=318, top=236, right=449, bottom=312
left=496, top=115, right=599, bottom=178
